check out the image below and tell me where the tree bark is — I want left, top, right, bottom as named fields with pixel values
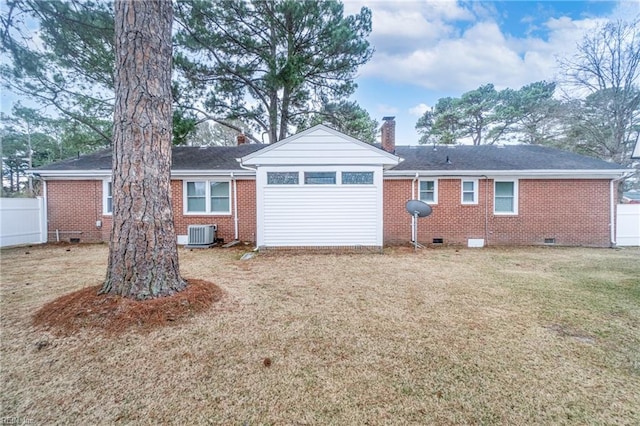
left=101, top=0, right=186, bottom=299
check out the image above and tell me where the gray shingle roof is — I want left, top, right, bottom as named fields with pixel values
left=391, top=144, right=623, bottom=171
left=35, top=143, right=623, bottom=172
left=35, top=144, right=266, bottom=171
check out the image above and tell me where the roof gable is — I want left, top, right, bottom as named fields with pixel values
left=241, top=124, right=399, bottom=166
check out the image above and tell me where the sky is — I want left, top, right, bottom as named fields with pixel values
left=2, top=1, right=639, bottom=145
left=343, top=0, right=639, bottom=145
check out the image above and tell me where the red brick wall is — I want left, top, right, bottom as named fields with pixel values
left=46, top=180, right=105, bottom=243
left=46, top=177, right=613, bottom=247
left=172, top=179, right=256, bottom=244
left=384, top=178, right=613, bottom=247
left=46, top=178, right=257, bottom=244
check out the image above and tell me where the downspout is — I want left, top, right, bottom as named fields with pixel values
left=483, top=175, right=489, bottom=246
left=237, top=159, right=258, bottom=246
left=41, top=178, right=48, bottom=244
left=231, top=172, right=239, bottom=241
left=411, top=172, right=419, bottom=243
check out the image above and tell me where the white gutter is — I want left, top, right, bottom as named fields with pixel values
left=384, top=169, right=630, bottom=178
left=33, top=169, right=256, bottom=179
left=32, top=170, right=111, bottom=179
left=237, top=158, right=258, bottom=173
left=171, top=169, right=255, bottom=178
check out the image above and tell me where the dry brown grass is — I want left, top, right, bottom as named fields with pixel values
left=1, top=243, right=639, bottom=424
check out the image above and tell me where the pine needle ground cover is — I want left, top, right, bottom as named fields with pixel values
left=1, top=244, right=638, bottom=424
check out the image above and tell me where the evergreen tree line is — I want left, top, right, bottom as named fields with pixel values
left=1, top=1, right=638, bottom=195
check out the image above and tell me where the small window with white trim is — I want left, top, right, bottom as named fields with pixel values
left=184, top=180, right=231, bottom=214
left=494, top=180, right=518, bottom=214
left=342, top=172, right=374, bottom=185
left=304, top=172, right=336, bottom=185
left=461, top=179, right=478, bottom=205
left=419, top=179, right=438, bottom=204
left=103, top=180, right=112, bottom=215
left=267, top=172, right=299, bottom=185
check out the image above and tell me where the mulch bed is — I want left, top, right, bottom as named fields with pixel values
left=33, top=279, right=224, bottom=336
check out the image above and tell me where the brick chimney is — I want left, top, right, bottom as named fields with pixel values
left=381, top=116, right=396, bottom=154
left=237, top=132, right=247, bottom=145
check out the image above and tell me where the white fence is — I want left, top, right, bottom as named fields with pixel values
left=0, top=197, right=47, bottom=248
left=616, top=204, right=640, bottom=247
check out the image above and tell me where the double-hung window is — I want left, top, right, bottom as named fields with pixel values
left=419, top=180, right=438, bottom=204
left=461, top=179, right=478, bottom=205
left=103, top=180, right=113, bottom=215
left=184, top=180, right=231, bottom=214
left=494, top=180, right=518, bottom=214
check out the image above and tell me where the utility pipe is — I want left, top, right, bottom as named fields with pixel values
left=231, top=172, right=239, bottom=241
left=411, top=172, right=419, bottom=243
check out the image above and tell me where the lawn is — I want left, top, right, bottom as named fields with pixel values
left=1, top=244, right=639, bottom=424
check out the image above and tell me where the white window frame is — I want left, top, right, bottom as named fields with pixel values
left=494, top=179, right=518, bottom=215
left=461, top=179, right=478, bottom=205
left=267, top=171, right=300, bottom=185
left=419, top=179, right=438, bottom=204
left=183, top=180, right=232, bottom=215
left=304, top=171, right=337, bottom=185
left=341, top=171, right=374, bottom=185
left=103, top=179, right=112, bottom=215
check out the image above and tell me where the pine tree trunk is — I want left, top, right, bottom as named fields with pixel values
left=101, top=0, right=186, bottom=299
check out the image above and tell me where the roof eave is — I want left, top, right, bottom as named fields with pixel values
left=383, top=169, right=631, bottom=179
left=171, top=169, right=255, bottom=178
left=33, top=169, right=112, bottom=179
left=34, top=169, right=256, bottom=179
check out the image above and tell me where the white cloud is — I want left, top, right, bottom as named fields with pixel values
left=358, top=0, right=619, bottom=93
left=409, top=103, right=430, bottom=117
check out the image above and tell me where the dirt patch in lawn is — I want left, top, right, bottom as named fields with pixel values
left=32, top=278, right=224, bottom=336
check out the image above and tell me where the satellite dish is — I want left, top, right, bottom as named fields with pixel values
left=405, top=200, right=432, bottom=217
left=405, top=200, right=432, bottom=251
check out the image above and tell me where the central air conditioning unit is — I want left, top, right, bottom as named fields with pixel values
left=187, top=224, right=217, bottom=247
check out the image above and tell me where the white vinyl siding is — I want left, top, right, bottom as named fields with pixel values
left=419, top=179, right=438, bottom=204
left=461, top=179, right=478, bottom=205
left=245, top=126, right=399, bottom=248
left=242, top=126, right=399, bottom=167
left=262, top=185, right=378, bottom=246
left=258, top=166, right=383, bottom=247
left=494, top=180, right=518, bottom=215
left=184, top=180, right=231, bottom=215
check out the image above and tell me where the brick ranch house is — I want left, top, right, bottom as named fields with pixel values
left=34, top=119, right=629, bottom=248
